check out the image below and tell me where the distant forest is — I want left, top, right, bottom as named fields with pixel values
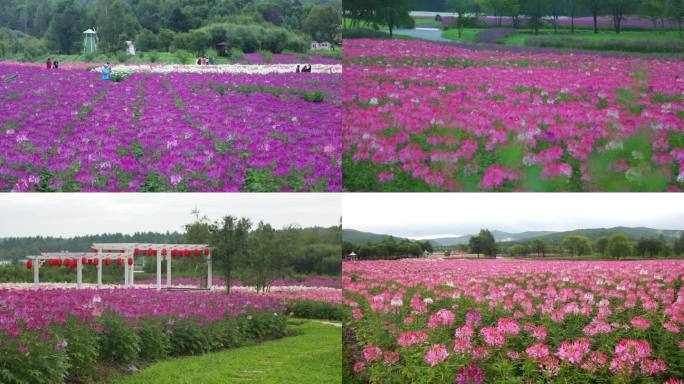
left=0, top=0, right=341, bottom=59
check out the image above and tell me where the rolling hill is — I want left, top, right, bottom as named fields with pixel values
left=344, top=227, right=683, bottom=246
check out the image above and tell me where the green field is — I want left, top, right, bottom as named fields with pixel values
left=110, top=320, right=341, bottom=384
left=503, top=29, right=684, bottom=46
left=441, top=28, right=480, bottom=43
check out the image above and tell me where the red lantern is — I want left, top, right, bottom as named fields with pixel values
left=56, top=259, right=62, bottom=267
left=93, top=258, right=99, bottom=266
left=127, top=258, right=133, bottom=266
left=86, top=258, right=92, bottom=265
left=183, top=250, right=191, bottom=257
left=117, top=258, right=123, bottom=265
left=204, top=248, right=209, bottom=256
left=81, top=257, right=87, bottom=265
left=104, top=258, right=111, bottom=266
left=194, top=249, right=200, bottom=256
left=171, top=249, right=177, bottom=257
left=161, top=249, right=167, bottom=256
left=91, top=248, right=97, bottom=253
left=26, top=261, right=33, bottom=269
left=70, top=261, right=76, bottom=270
left=133, top=248, right=140, bottom=256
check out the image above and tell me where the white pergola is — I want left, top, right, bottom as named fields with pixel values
left=26, top=243, right=212, bottom=291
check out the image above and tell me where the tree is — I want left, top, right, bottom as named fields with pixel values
left=561, top=235, right=592, bottom=256
left=187, top=29, right=211, bottom=55
left=595, top=237, right=609, bottom=255
left=157, top=28, right=175, bottom=52
left=606, top=233, right=632, bottom=259
left=303, top=4, right=340, bottom=43
left=669, top=0, right=684, bottom=36
left=583, top=0, right=604, bottom=33
left=510, top=244, right=529, bottom=257
left=243, top=222, right=280, bottom=293
left=531, top=239, right=548, bottom=257
left=674, top=232, right=684, bottom=255
left=471, top=229, right=497, bottom=258
left=608, top=0, right=635, bottom=33
left=95, top=0, right=139, bottom=53
left=210, top=216, right=252, bottom=294
left=566, top=0, right=580, bottom=33
left=636, top=237, right=668, bottom=257
left=169, top=7, right=191, bottom=32
left=446, top=0, right=475, bottom=38
left=522, top=0, right=548, bottom=34
left=477, top=0, right=520, bottom=26
left=46, top=0, right=85, bottom=54
left=641, top=0, right=668, bottom=31
left=136, top=28, right=158, bottom=51
left=374, top=0, right=415, bottom=38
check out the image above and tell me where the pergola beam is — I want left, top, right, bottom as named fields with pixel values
left=26, top=243, right=211, bottom=290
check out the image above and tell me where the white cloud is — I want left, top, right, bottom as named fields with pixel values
left=0, top=193, right=341, bottom=237
left=343, top=193, right=684, bottom=237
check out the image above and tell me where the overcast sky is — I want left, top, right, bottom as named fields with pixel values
left=343, top=193, right=684, bottom=239
left=0, top=194, right=341, bottom=237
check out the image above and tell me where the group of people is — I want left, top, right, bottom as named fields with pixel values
left=45, top=58, right=59, bottom=69
left=296, top=64, right=312, bottom=73
left=196, top=56, right=215, bottom=65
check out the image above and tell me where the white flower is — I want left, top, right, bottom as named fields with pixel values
left=423, top=297, right=434, bottom=305
left=369, top=97, right=379, bottom=105
left=390, top=298, right=403, bottom=307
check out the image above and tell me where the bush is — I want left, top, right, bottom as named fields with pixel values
left=474, top=28, right=518, bottom=44
left=303, top=90, right=325, bottom=103
left=97, top=312, right=141, bottom=364
left=169, top=319, right=209, bottom=356
left=228, top=47, right=244, bottom=62
left=147, top=51, right=160, bottom=63
left=258, top=50, right=273, bottom=63
left=238, top=311, right=287, bottom=339
left=174, top=49, right=193, bottom=64
left=525, top=37, right=684, bottom=53
left=137, top=319, right=170, bottom=361
left=0, top=331, right=68, bottom=384
left=203, top=318, right=244, bottom=351
left=56, top=317, right=100, bottom=380
left=287, top=300, right=342, bottom=321
left=342, top=28, right=390, bottom=39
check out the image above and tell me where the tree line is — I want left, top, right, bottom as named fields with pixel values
left=342, top=236, right=433, bottom=260
left=0, top=0, right=341, bottom=59
left=344, top=0, right=684, bottom=38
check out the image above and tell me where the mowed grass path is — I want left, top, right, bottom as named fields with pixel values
left=113, top=320, right=340, bottom=384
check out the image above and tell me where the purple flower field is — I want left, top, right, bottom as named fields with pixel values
left=0, top=62, right=341, bottom=191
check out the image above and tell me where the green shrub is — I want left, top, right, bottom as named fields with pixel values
left=174, top=49, right=193, bottom=64
left=287, top=300, right=342, bottom=321
left=137, top=319, right=170, bottom=361
left=303, top=90, right=325, bottom=103
left=228, top=47, right=244, bottom=62
left=203, top=319, right=244, bottom=351
left=97, top=312, right=141, bottom=364
left=147, top=51, right=159, bottom=63
left=0, top=331, right=68, bottom=384
left=238, top=311, right=287, bottom=339
left=115, top=51, right=130, bottom=63
left=258, top=50, right=273, bottom=63
left=56, top=317, right=100, bottom=380
left=169, top=319, right=209, bottom=356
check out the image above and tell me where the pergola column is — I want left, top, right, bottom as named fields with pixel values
left=207, top=251, right=212, bottom=289
left=124, top=260, right=129, bottom=287
left=130, top=259, right=135, bottom=286
left=77, top=256, right=83, bottom=289
left=166, top=252, right=172, bottom=287
left=156, top=251, right=162, bottom=291
left=33, top=258, right=39, bottom=288
left=97, top=250, right=103, bottom=289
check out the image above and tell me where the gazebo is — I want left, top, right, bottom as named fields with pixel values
left=345, top=251, right=358, bottom=261
left=83, top=28, right=98, bottom=54
left=26, top=243, right=212, bottom=291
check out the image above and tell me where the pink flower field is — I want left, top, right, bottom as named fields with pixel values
left=343, top=39, right=684, bottom=192
left=343, top=258, right=684, bottom=383
left=0, top=62, right=341, bottom=191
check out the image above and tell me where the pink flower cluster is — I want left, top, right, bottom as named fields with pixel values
left=343, top=39, right=684, bottom=191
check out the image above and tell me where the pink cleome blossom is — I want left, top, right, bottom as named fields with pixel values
left=424, top=344, right=449, bottom=367
left=428, top=309, right=456, bottom=328
left=363, top=344, right=383, bottom=363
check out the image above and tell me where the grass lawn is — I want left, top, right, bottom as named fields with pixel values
left=110, top=319, right=341, bottom=384
left=504, top=29, right=684, bottom=46
left=441, top=28, right=480, bottom=43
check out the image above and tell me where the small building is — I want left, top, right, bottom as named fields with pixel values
left=215, top=42, right=230, bottom=57
left=345, top=251, right=358, bottom=261
left=83, top=28, right=98, bottom=54
left=310, top=41, right=332, bottom=51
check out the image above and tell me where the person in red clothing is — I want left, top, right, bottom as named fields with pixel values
left=46, top=58, right=52, bottom=69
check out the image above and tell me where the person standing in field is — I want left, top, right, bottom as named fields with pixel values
left=102, top=62, right=111, bottom=80
left=46, top=58, right=52, bottom=69
left=53, top=60, right=59, bottom=69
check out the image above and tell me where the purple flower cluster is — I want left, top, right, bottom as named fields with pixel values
left=240, top=53, right=341, bottom=65
left=0, top=63, right=341, bottom=191
left=0, top=288, right=285, bottom=337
